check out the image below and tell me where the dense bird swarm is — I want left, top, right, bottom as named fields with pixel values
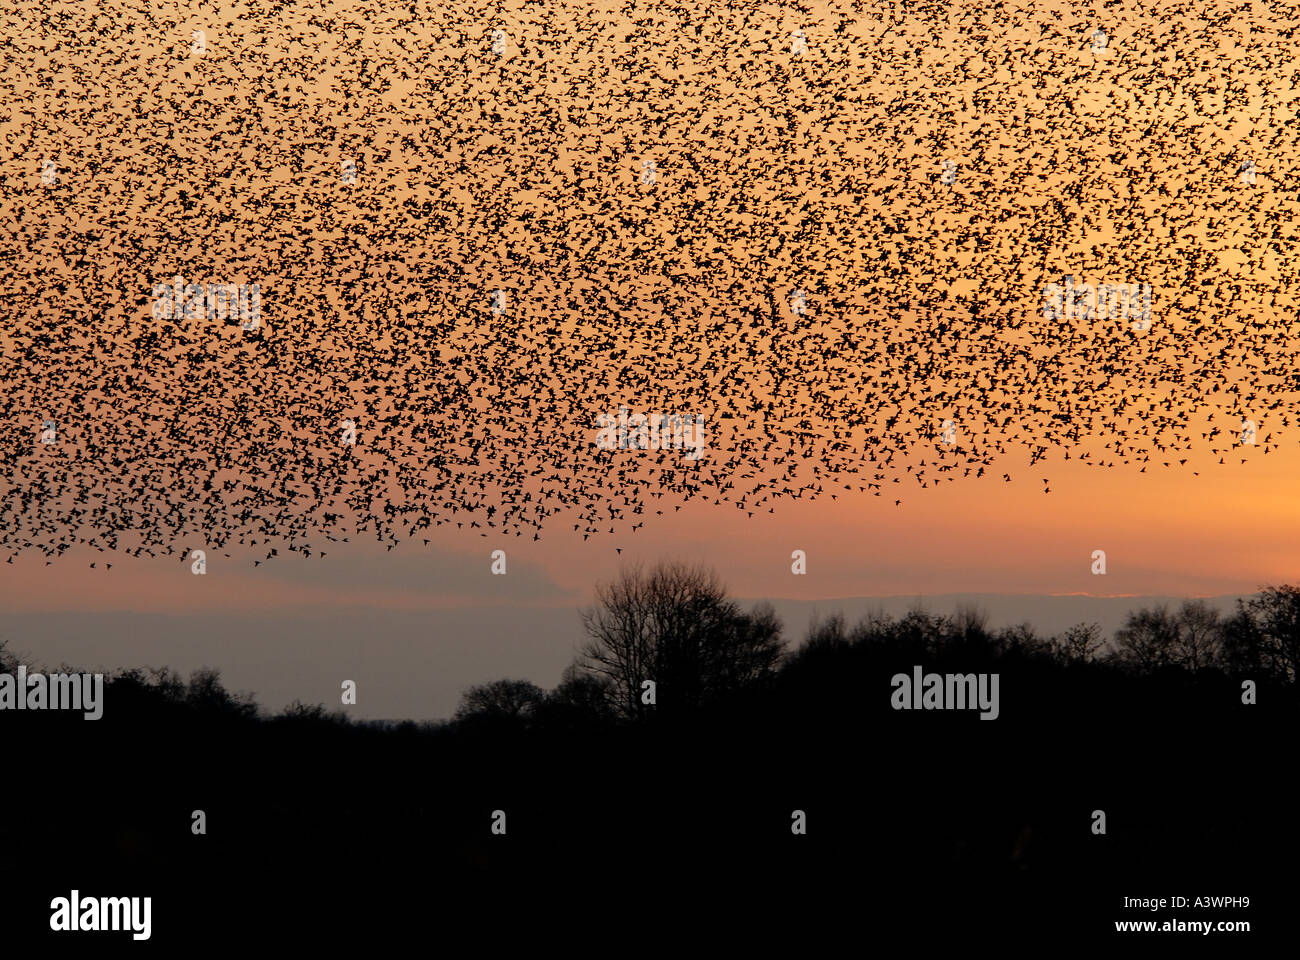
left=1, top=0, right=1297, bottom=562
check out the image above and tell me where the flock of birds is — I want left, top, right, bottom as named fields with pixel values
left=1, top=0, right=1298, bottom=564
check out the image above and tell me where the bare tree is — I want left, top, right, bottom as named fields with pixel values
left=789, top=613, right=849, bottom=664
left=535, top=664, right=615, bottom=730
left=574, top=561, right=784, bottom=721
left=952, top=602, right=991, bottom=638
left=1114, top=605, right=1181, bottom=670
left=1114, top=601, right=1223, bottom=672
left=1222, top=586, right=1300, bottom=683
left=1052, top=622, right=1105, bottom=664
left=1175, top=600, right=1222, bottom=671
left=454, top=678, right=546, bottom=725
left=185, top=667, right=259, bottom=719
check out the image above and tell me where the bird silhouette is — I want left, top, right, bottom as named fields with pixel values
left=0, top=2, right=1291, bottom=565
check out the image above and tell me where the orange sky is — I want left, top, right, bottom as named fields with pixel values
left=2, top=0, right=1298, bottom=617
left=3, top=428, right=1297, bottom=614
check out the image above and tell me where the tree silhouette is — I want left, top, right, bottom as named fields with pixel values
left=185, top=667, right=259, bottom=719
left=1050, top=622, right=1105, bottom=664
left=1221, top=586, right=1300, bottom=682
left=1174, top=600, right=1223, bottom=671
left=454, top=678, right=546, bottom=726
left=574, top=560, right=784, bottom=720
left=534, top=664, right=615, bottom=732
left=1114, top=600, right=1224, bottom=672
left=5, top=581, right=1297, bottom=945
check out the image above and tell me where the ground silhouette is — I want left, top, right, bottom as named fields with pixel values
left=2, top=565, right=1294, bottom=946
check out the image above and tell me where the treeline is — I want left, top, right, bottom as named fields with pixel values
left=3, top=565, right=1296, bottom=946
left=4, top=568, right=1296, bottom=733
